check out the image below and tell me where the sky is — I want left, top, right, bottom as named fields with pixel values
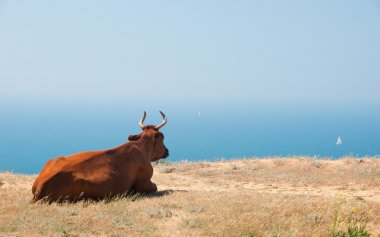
left=0, top=0, right=379, bottom=111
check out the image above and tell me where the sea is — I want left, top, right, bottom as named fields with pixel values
left=1, top=104, right=379, bottom=174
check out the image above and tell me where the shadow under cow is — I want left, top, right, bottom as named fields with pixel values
left=33, top=189, right=187, bottom=204
left=130, top=189, right=188, bottom=201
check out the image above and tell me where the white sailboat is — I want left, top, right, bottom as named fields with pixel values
left=336, top=136, right=342, bottom=145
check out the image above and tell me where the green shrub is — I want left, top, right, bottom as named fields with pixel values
left=328, top=209, right=371, bottom=237
left=329, top=225, right=370, bottom=237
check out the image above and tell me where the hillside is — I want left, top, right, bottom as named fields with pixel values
left=1, top=157, right=379, bottom=236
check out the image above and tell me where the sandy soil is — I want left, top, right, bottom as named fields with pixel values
left=156, top=158, right=380, bottom=203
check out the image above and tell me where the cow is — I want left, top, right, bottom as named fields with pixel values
left=31, top=111, right=169, bottom=203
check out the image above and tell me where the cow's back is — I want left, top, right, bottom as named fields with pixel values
left=32, top=150, right=133, bottom=202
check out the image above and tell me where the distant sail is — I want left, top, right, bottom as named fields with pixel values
left=336, top=136, right=342, bottom=145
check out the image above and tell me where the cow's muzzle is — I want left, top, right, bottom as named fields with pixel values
left=163, top=148, right=169, bottom=158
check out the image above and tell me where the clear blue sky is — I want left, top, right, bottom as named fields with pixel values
left=1, top=0, right=379, bottom=110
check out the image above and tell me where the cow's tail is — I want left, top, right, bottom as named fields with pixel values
left=30, top=186, right=42, bottom=203
left=30, top=197, right=38, bottom=204
left=30, top=181, right=46, bottom=204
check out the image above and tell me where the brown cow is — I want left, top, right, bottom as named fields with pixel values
left=31, top=111, right=169, bottom=203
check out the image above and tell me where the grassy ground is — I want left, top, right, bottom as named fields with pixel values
left=0, top=157, right=379, bottom=237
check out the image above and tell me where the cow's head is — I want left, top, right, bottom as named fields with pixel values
left=128, top=111, right=169, bottom=161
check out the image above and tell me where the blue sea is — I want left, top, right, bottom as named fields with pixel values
left=1, top=104, right=379, bottom=174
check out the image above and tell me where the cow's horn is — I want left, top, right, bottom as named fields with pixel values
left=138, top=111, right=147, bottom=128
left=155, top=111, right=167, bottom=129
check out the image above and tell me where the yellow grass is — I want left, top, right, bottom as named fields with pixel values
left=1, top=157, right=379, bottom=236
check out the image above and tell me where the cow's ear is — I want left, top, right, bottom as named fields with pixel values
left=128, top=134, right=141, bottom=141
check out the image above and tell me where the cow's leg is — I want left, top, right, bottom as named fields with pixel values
left=133, top=180, right=157, bottom=194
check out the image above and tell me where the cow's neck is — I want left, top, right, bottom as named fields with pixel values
left=117, top=136, right=155, bottom=161
left=136, top=136, right=154, bottom=160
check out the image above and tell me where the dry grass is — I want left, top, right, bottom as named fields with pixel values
left=1, top=157, right=379, bottom=237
